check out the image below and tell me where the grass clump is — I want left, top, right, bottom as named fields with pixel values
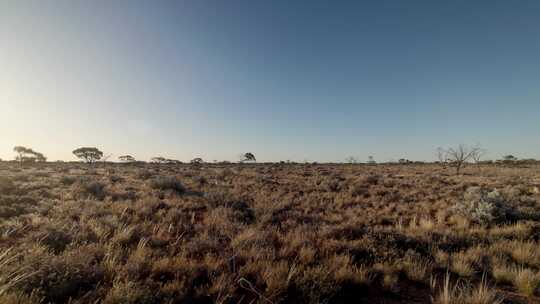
left=401, top=254, right=432, bottom=282
left=433, top=273, right=502, bottom=304
left=0, top=248, right=36, bottom=298
left=0, top=177, right=16, bottom=194
left=73, top=179, right=106, bottom=200
left=149, top=176, right=185, bottom=193
left=450, top=252, right=476, bottom=277
left=59, top=175, right=76, bottom=186
left=512, top=267, right=540, bottom=297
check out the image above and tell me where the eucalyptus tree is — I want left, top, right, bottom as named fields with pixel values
left=73, top=147, right=103, bottom=164
left=119, top=155, right=136, bottom=163
left=241, top=153, right=256, bottom=163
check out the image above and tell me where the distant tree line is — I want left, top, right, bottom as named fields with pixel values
left=2, top=145, right=538, bottom=169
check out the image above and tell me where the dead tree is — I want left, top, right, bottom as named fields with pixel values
left=439, top=144, right=481, bottom=175
left=345, top=156, right=358, bottom=164
left=471, top=146, right=486, bottom=171
left=436, top=147, right=448, bottom=168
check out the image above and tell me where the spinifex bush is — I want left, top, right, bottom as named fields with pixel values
left=0, top=177, right=16, bottom=194
left=73, top=179, right=106, bottom=200
left=148, top=176, right=185, bottom=193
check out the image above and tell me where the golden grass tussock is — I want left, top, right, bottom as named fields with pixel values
left=511, top=267, right=540, bottom=297
left=450, top=251, right=476, bottom=277
left=433, top=273, right=502, bottom=304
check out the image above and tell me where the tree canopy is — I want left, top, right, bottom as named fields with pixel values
left=503, top=155, right=518, bottom=161
left=73, top=147, right=103, bottom=163
left=119, top=155, right=136, bottom=163
left=13, top=146, right=46, bottom=164
left=241, top=153, right=256, bottom=162
left=190, top=157, right=203, bottom=164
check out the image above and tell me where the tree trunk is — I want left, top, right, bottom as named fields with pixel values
left=456, top=163, right=461, bottom=175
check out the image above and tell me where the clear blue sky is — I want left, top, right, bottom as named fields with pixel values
left=1, top=1, right=539, bottom=162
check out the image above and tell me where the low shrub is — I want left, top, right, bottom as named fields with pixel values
left=452, top=187, right=513, bottom=225
left=322, top=179, right=341, bottom=192
left=136, top=170, right=153, bottom=180
left=59, top=176, right=76, bottom=186
left=108, top=175, right=124, bottom=184
left=149, top=176, right=185, bottom=193
left=0, top=177, right=16, bottom=194
left=73, top=180, right=106, bottom=200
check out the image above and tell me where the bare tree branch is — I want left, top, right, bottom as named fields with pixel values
left=437, top=144, right=482, bottom=175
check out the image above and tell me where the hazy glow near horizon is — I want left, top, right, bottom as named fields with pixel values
left=1, top=1, right=539, bottom=162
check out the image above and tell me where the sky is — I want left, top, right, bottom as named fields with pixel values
left=1, top=1, right=539, bottom=163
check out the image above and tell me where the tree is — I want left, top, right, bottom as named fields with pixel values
left=471, top=146, right=486, bottom=169
left=345, top=156, right=358, bottom=164
left=119, top=155, right=136, bottom=163
left=14, top=146, right=30, bottom=165
left=33, top=151, right=46, bottom=162
left=436, top=147, right=447, bottom=165
left=502, top=155, right=517, bottom=162
left=241, top=153, right=256, bottom=163
left=73, top=147, right=103, bottom=164
left=438, top=144, right=481, bottom=175
left=190, top=157, right=203, bottom=164
left=367, top=156, right=376, bottom=164
left=151, top=157, right=166, bottom=164
left=13, top=146, right=46, bottom=165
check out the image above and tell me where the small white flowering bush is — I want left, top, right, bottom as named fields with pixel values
left=453, top=187, right=512, bottom=225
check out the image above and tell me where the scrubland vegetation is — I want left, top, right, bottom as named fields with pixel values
left=1, top=161, right=540, bottom=303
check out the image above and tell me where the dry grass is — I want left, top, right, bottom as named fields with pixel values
left=466, top=275, right=503, bottom=304
left=492, top=261, right=515, bottom=285
left=0, top=162, right=539, bottom=303
left=450, top=252, right=476, bottom=277
left=148, top=176, right=185, bottom=193
left=512, top=267, right=540, bottom=297
left=433, top=273, right=502, bottom=304
left=432, top=273, right=457, bottom=304
left=508, top=241, right=540, bottom=266
left=401, top=254, right=433, bottom=282
left=0, top=248, right=36, bottom=299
